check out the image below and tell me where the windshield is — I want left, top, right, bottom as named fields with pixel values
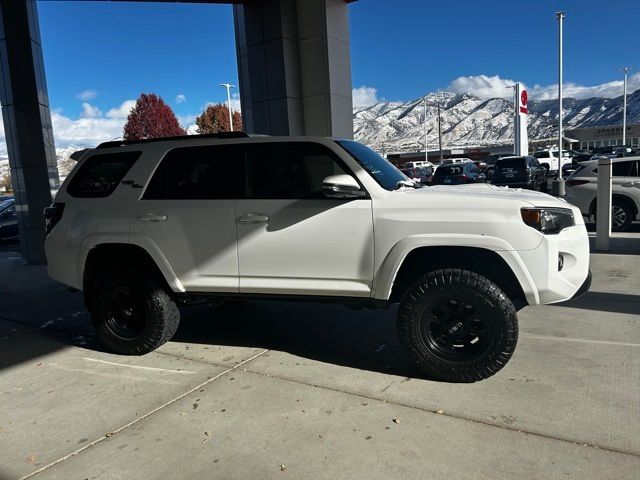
left=335, top=140, right=409, bottom=190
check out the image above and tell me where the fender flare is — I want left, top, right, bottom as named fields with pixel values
left=371, top=234, right=540, bottom=305
left=78, top=234, right=185, bottom=293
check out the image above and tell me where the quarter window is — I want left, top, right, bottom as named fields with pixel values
left=67, top=151, right=141, bottom=198
left=143, top=145, right=245, bottom=199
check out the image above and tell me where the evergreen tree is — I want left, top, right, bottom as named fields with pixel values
left=195, top=104, right=243, bottom=134
left=123, top=93, right=186, bottom=140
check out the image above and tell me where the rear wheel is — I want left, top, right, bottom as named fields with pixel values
left=611, top=200, right=634, bottom=232
left=89, top=268, right=180, bottom=355
left=397, top=269, right=518, bottom=382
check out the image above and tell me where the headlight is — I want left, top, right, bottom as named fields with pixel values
left=521, top=207, right=575, bottom=234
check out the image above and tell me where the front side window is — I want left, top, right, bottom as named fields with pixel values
left=246, top=142, right=348, bottom=199
left=144, top=145, right=245, bottom=199
left=335, top=140, right=408, bottom=190
left=67, top=151, right=141, bottom=198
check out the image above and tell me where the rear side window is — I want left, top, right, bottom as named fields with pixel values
left=67, top=151, right=141, bottom=198
left=143, top=145, right=245, bottom=199
left=246, top=143, right=348, bottom=199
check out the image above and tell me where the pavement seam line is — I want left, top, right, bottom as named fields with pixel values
left=239, top=367, right=640, bottom=459
left=20, top=349, right=270, bottom=480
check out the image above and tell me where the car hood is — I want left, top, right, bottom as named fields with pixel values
left=403, top=183, right=569, bottom=208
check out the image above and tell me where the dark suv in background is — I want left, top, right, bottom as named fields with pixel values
left=431, top=162, right=486, bottom=185
left=491, top=156, right=547, bottom=191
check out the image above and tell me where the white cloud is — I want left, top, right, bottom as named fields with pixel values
left=175, top=94, right=187, bottom=104
left=105, top=99, right=136, bottom=119
left=446, top=75, right=516, bottom=99
left=76, top=89, right=97, bottom=101
left=80, top=102, right=102, bottom=118
left=530, top=72, right=640, bottom=100
left=352, top=86, right=381, bottom=106
left=446, top=73, right=640, bottom=101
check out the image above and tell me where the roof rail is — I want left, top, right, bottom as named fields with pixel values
left=95, top=131, right=250, bottom=149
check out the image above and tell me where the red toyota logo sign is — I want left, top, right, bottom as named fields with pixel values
left=520, top=90, right=528, bottom=114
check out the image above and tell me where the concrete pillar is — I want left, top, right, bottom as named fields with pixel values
left=0, top=0, right=59, bottom=263
left=595, top=157, right=612, bottom=251
left=234, top=0, right=353, bottom=138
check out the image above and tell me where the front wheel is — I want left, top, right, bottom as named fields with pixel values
left=397, top=269, right=518, bottom=382
left=89, top=269, right=180, bottom=355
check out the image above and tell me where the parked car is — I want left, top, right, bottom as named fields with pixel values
left=0, top=196, right=18, bottom=241
left=491, top=156, right=547, bottom=191
left=439, top=157, right=473, bottom=166
left=45, top=133, right=590, bottom=383
left=484, top=154, right=510, bottom=179
left=403, top=160, right=434, bottom=170
left=533, top=150, right=572, bottom=173
left=590, top=146, right=633, bottom=160
left=401, top=166, right=433, bottom=185
left=431, top=161, right=486, bottom=185
left=565, top=156, right=640, bottom=231
left=567, top=150, right=593, bottom=163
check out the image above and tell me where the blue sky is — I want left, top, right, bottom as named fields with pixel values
left=28, top=0, right=640, bottom=146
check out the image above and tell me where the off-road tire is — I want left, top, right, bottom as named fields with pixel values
left=397, top=268, right=518, bottom=383
left=89, top=268, right=180, bottom=355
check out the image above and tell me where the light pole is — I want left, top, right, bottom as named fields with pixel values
left=552, top=11, right=566, bottom=197
left=220, top=83, right=236, bottom=131
left=423, top=97, right=428, bottom=163
left=619, top=67, right=631, bottom=146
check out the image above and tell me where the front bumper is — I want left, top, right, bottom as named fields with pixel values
left=516, top=222, right=591, bottom=305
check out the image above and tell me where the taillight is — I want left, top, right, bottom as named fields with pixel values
left=565, top=179, right=590, bottom=187
left=44, top=203, right=65, bottom=234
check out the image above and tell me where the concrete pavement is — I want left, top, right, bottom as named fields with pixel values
left=0, top=240, right=638, bottom=479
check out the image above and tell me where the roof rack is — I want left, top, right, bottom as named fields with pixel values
left=95, top=131, right=250, bottom=149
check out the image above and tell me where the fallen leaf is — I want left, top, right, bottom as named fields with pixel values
left=436, top=409, right=445, bottom=415
left=392, top=418, right=400, bottom=424
left=26, top=455, right=37, bottom=464
left=204, top=431, right=211, bottom=436
left=361, top=403, right=368, bottom=406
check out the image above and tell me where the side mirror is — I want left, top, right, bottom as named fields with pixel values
left=321, top=174, right=366, bottom=199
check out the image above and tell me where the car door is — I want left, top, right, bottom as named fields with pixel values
left=620, top=160, right=640, bottom=218
left=236, top=141, right=374, bottom=297
left=132, top=144, right=244, bottom=292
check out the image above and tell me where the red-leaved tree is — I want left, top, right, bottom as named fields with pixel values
left=195, top=104, right=242, bottom=134
left=123, top=93, right=186, bottom=140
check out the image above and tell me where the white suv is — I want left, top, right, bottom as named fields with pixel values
left=565, top=156, right=640, bottom=231
left=533, top=150, right=572, bottom=173
left=45, top=134, right=591, bottom=382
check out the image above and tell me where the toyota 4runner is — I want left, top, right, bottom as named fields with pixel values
left=45, top=133, right=591, bottom=382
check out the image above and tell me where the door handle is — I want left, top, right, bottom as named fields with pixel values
left=237, top=212, right=269, bottom=224
left=138, top=213, right=167, bottom=223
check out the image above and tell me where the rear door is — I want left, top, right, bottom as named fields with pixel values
left=618, top=160, right=640, bottom=219
left=236, top=141, right=374, bottom=297
left=132, top=144, right=244, bottom=292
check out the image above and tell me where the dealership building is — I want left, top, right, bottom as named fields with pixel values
left=565, top=123, right=640, bottom=150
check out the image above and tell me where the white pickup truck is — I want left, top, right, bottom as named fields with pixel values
left=45, top=134, right=591, bottom=382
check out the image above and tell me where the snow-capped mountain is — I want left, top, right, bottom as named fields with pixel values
left=0, top=144, right=88, bottom=188
left=354, top=89, right=640, bottom=153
